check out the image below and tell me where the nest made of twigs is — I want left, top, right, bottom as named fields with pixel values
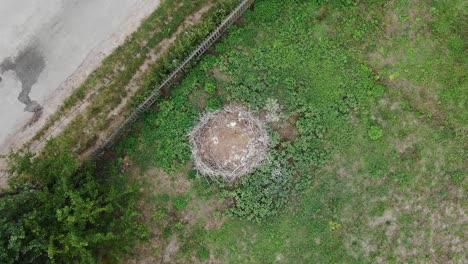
left=189, top=106, right=269, bottom=182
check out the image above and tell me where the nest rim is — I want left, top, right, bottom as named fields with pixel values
left=189, top=106, right=269, bottom=182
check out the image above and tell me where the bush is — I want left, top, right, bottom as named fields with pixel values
left=188, top=170, right=198, bottom=179
left=226, top=156, right=292, bottom=222
left=206, top=97, right=222, bottom=110
left=0, top=140, right=146, bottom=263
left=197, top=246, right=210, bottom=259
left=173, top=196, right=189, bottom=210
left=163, top=227, right=172, bottom=239
left=204, top=79, right=217, bottom=94
left=368, top=125, right=383, bottom=140
left=450, top=171, right=464, bottom=182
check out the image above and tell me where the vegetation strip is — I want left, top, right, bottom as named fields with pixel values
left=29, top=0, right=219, bottom=154
left=35, top=0, right=241, bottom=157
left=91, top=0, right=254, bottom=159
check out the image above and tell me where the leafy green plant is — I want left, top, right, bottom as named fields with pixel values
left=204, top=79, right=217, bottom=94
left=369, top=85, right=386, bottom=97
left=188, top=170, right=198, bottom=179
left=368, top=125, right=383, bottom=140
left=392, top=171, right=413, bottom=188
left=132, top=95, right=197, bottom=171
left=158, top=193, right=171, bottom=202
left=175, top=219, right=187, bottom=230
left=450, top=171, right=464, bottom=182
left=163, top=227, right=172, bottom=239
left=173, top=196, right=189, bottom=210
left=153, top=208, right=169, bottom=221
left=206, top=97, right=222, bottom=110
left=197, top=246, right=210, bottom=259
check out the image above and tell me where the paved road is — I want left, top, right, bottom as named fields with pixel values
left=0, top=0, right=159, bottom=154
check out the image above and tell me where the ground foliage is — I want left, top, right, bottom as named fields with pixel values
left=223, top=153, right=293, bottom=221
left=120, top=0, right=466, bottom=262
left=123, top=0, right=383, bottom=223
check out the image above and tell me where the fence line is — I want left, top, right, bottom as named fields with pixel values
left=89, top=0, right=254, bottom=159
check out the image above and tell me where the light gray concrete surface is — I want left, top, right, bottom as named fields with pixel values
left=0, top=0, right=160, bottom=156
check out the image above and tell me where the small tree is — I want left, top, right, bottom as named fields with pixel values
left=0, top=139, right=146, bottom=263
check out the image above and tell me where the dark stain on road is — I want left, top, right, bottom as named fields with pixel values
left=0, top=44, right=45, bottom=115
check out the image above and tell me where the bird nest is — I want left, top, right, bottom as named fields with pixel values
left=189, top=106, right=269, bottom=182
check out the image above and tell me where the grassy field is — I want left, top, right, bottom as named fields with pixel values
left=109, top=0, right=467, bottom=263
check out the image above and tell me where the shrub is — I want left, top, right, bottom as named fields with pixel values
left=451, top=171, right=464, bottom=182
left=197, top=246, right=210, bottom=259
left=368, top=84, right=386, bottom=97
left=226, top=156, right=292, bottom=222
left=206, top=97, right=222, bottom=110
left=0, top=140, right=146, bottom=263
left=204, top=79, right=217, bottom=94
left=173, top=196, right=189, bottom=210
left=188, top=170, right=198, bottom=179
left=368, top=125, right=383, bottom=140
left=163, top=227, right=172, bottom=239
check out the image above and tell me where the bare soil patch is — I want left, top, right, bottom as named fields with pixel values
left=272, top=113, right=300, bottom=142
left=180, top=197, right=226, bottom=229
left=211, top=66, right=232, bottom=82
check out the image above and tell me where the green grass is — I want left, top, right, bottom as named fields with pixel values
left=111, top=0, right=466, bottom=263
